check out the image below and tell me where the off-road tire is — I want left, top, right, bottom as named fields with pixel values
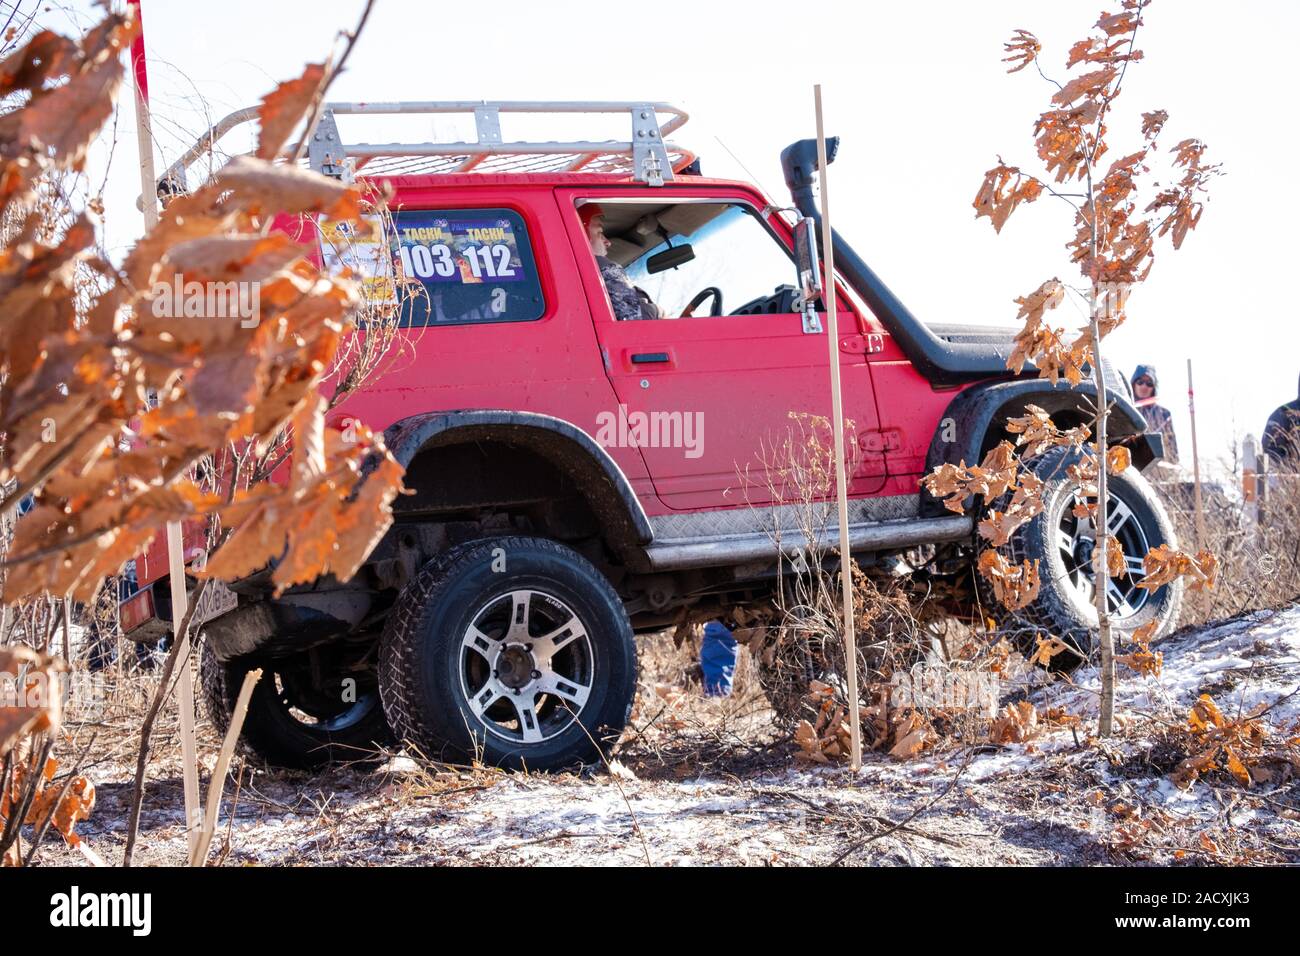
left=379, top=536, right=638, bottom=771
left=978, top=445, right=1183, bottom=670
left=198, top=638, right=392, bottom=770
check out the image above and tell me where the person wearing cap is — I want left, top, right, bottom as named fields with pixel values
left=579, top=203, right=660, bottom=322
left=1131, top=363, right=1179, bottom=464
left=1263, top=373, right=1300, bottom=470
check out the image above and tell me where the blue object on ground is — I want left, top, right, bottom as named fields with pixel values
left=700, top=620, right=739, bottom=697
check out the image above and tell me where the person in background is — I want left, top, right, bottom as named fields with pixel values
left=1131, top=364, right=1179, bottom=464
left=1263, top=373, right=1300, bottom=470
left=579, top=202, right=660, bottom=322
left=699, top=620, right=739, bottom=697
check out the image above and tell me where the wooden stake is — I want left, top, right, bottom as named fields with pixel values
left=814, top=85, right=861, bottom=772
left=1187, top=359, right=1207, bottom=548
left=192, top=668, right=261, bottom=866
left=129, top=0, right=201, bottom=860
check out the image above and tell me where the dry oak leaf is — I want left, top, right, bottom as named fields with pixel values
left=974, top=164, right=1043, bottom=233
left=3, top=511, right=161, bottom=603
left=1173, top=748, right=1218, bottom=790
left=1129, top=620, right=1159, bottom=644
left=1224, top=748, right=1251, bottom=787
left=1188, top=694, right=1226, bottom=733
left=1091, top=534, right=1125, bottom=578
left=0, top=30, right=79, bottom=99
left=1006, top=279, right=1066, bottom=373
left=1096, top=7, right=1142, bottom=38
left=1170, top=137, right=1207, bottom=170
left=1028, top=634, right=1072, bottom=668
left=26, top=773, right=95, bottom=846
left=1041, top=706, right=1081, bottom=728
left=923, top=462, right=974, bottom=513
left=923, top=441, right=1020, bottom=515
left=977, top=550, right=1041, bottom=612
left=1003, top=29, right=1040, bottom=74
left=1066, top=36, right=1140, bottom=68
left=1106, top=445, right=1132, bottom=475
left=1141, top=109, right=1168, bottom=141
left=1034, top=102, right=1102, bottom=183
left=256, top=62, right=328, bottom=160
left=978, top=471, right=1044, bottom=547
left=1137, top=544, right=1217, bottom=593
left=0, top=13, right=137, bottom=181
left=1116, top=647, right=1162, bottom=677
left=794, top=719, right=829, bottom=764
left=888, top=710, right=931, bottom=759
left=1051, top=66, right=1117, bottom=107
left=201, top=424, right=404, bottom=594
left=1005, top=404, right=1054, bottom=448
left=990, top=701, right=1039, bottom=744
left=157, top=233, right=304, bottom=286
left=1044, top=332, right=1093, bottom=386
left=1007, top=405, right=1092, bottom=459
left=213, top=156, right=362, bottom=220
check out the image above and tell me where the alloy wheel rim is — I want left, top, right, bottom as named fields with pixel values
left=458, top=589, right=594, bottom=744
left=1056, top=491, right=1152, bottom=620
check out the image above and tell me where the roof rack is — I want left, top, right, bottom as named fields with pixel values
left=158, top=100, right=695, bottom=197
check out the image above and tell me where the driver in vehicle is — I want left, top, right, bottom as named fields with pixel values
left=580, top=203, right=661, bottom=321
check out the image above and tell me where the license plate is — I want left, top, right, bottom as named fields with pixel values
left=192, top=579, right=238, bottom=625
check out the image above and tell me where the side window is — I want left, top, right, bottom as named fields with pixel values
left=391, top=207, right=545, bottom=326
left=623, top=204, right=797, bottom=317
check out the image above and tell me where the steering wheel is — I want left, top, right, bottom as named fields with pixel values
left=681, top=286, right=724, bottom=318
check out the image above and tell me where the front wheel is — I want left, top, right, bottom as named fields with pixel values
left=379, top=536, right=638, bottom=771
left=978, top=445, right=1183, bottom=669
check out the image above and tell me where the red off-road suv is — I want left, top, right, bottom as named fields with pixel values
left=122, top=102, right=1180, bottom=771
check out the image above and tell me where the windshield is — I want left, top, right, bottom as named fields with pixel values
left=623, top=204, right=796, bottom=316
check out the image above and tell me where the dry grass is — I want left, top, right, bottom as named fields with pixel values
left=1154, top=463, right=1300, bottom=627
left=19, top=600, right=1298, bottom=867
left=615, top=630, right=787, bottom=780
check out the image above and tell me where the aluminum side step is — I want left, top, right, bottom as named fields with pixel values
left=643, top=514, right=974, bottom=571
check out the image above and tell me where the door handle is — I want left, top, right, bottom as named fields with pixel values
left=631, top=352, right=671, bottom=365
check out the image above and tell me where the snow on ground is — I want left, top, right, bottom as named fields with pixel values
left=41, top=604, right=1300, bottom=867
left=1036, top=603, right=1300, bottom=726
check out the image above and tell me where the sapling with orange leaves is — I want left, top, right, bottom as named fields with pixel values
left=926, top=0, right=1221, bottom=734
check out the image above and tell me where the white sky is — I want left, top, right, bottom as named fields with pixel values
left=53, top=0, right=1300, bottom=477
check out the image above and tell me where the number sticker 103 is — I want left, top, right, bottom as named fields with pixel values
left=399, top=243, right=518, bottom=281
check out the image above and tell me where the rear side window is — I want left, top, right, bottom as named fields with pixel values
left=392, top=208, right=545, bottom=326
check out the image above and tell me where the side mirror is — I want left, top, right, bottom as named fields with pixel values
left=646, top=242, right=695, bottom=274
left=793, top=216, right=823, bottom=306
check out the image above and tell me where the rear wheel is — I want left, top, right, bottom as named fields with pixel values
left=199, top=639, right=391, bottom=770
left=978, top=445, right=1183, bottom=669
left=379, top=536, right=637, bottom=771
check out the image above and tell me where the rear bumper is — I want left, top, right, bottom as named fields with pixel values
left=118, top=577, right=239, bottom=644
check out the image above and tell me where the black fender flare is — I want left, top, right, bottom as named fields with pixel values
left=919, top=379, right=1150, bottom=518
left=384, top=409, right=653, bottom=560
